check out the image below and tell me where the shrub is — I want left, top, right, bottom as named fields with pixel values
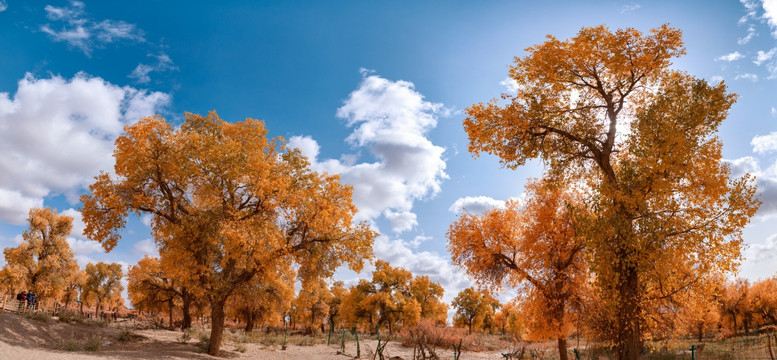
left=26, top=311, right=52, bottom=323
left=197, top=333, right=211, bottom=353
left=62, top=339, right=81, bottom=351
left=234, top=343, right=247, bottom=353
left=83, top=337, right=102, bottom=351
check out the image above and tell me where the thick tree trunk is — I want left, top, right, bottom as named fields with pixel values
left=617, top=265, right=641, bottom=360
left=182, top=288, right=193, bottom=330
left=558, top=337, right=569, bottom=360
left=207, top=296, right=228, bottom=356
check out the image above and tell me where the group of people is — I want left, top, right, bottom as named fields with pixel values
left=15, top=290, right=37, bottom=311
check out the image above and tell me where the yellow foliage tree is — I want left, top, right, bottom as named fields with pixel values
left=83, top=261, right=124, bottom=316
left=451, top=287, right=500, bottom=334
left=448, top=179, right=587, bottom=360
left=128, top=256, right=198, bottom=328
left=80, top=112, right=375, bottom=354
left=293, top=277, right=332, bottom=334
left=409, top=275, right=448, bottom=325
left=463, top=24, right=759, bottom=359
left=228, top=262, right=294, bottom=332
left=340, top=260, right=437, bottom=333
left=0, top=208, right=79, bottom=304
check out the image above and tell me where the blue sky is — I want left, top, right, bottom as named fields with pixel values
left=1, top=0, right=776, bottom=305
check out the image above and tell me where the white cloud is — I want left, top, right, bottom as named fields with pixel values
left=717, top=51, right=745, bottom=62
left=500, top=77, right=519, bottom=94
left=383, top=210, right=418, bottom=233
left=723, top=156, right=777, bottom=218
left=67, top=236, right=103, bottom=255
left=289, top=73, right=448, bottom=233
left=449, top=196, right=506, bottom=214
left=746, top=233, right=777, bottom=262
left=764, top=0, right=777, bottom=37
left=735, top=73, right=759, bottom=81
left=40, top=1, right=144, bottom=55
left=0, top=73, right=169, bottom=224
left=132, top=238, right=157, bottom=257
left=620, top=3, right=641, bottom=13
left=61, top=208, right=86, bottom=238
left=739, top=25, right=757, bottom=44
left=129, top=52, right=177, bottom=84
left=752, top=132, right=777, bottom=153
left=0, top=1, right=7, bottom=12
left=0, top=189, right=43, bottom=225
left=772, top=107, right=777, bottom=117
left=754, top=48, right=776, bottom=65
left=140, top=214, right=153, bottom=228
left=709, top=75, right=725, bottom=83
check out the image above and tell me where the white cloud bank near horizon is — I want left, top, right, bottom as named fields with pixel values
left=0, top=73, right=169, bottom=225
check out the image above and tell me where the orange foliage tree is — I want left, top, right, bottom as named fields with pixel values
left=80, top=112, right=375, bottom=355
left=451, top=287, right=500, bottom=334
left=228, top=262, right=294, bottom=332
left=293, top=277, right=332, bottom=333
left=127, top=256, right=198, bottom=328
left=448, top=180, right=586, bottom=360
left=410, top=275, right=448, bottom=325
left=463, top=24, right=759, bottom=359
left=0, top=208, right=79, bottom=303
left=340, top=260, right=442, bottom=333
left=83, top=261, right=124, bottom=316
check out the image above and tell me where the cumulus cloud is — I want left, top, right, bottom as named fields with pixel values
left=449, top=196, right=507, bottom=214
left=67, top=237, right=103, bottom=255
left=718, top=51, right=745, bottom=62
left=129, top=52, right=177, bottom=84
left=288, top=72, right=448, bottom=233
left=61, top=208, right=86, bottom=238
left=723, top=156, right=777, bottom=218
left=746, top=233, right=777, bottom=262
left=40, top=1, right=144, bottom=55
left=752, top=132, right=777, bottom=153
left=0, top=73, right=169, bottom=224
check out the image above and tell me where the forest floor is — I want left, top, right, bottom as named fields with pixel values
left=0, top=311, right=520, bottom=359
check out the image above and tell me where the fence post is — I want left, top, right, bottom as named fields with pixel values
left=690, top=344, right=696, bottom=360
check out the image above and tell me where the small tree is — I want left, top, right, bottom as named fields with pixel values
left=1, top=207, right=79, bottom=303
left=84, top=261, right=124, bottom=316
left=451, top=288, right=499, bottom=334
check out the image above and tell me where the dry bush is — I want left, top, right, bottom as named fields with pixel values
left=401, top=319, right=476, bottom=358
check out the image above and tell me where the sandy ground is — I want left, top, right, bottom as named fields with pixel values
left=0, top=312, right=512, bottom=359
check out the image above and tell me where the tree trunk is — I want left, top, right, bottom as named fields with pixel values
left=182, top=288, right=193, bottom=330
left=207, top=296, right=228, bottom=356
left=168, top=299, right=174, bottom=328
left=617, top=265, right=641, bottom=360
left=558, top=337, right=569, bottom=360
left=245, top=312, right=255, bottom=332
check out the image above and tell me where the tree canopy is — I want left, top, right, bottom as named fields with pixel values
left=464, top=24, right=759, bottom=359
left=80, top=112, right=376, bottom=354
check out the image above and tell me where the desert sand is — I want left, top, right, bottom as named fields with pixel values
left=0, top=312, right=513, bottom=359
